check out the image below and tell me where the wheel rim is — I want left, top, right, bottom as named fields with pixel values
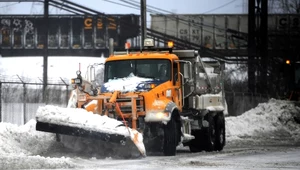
left=211, top=124, right=216, bottom=145
left=219, top=128, right=224, bottom=144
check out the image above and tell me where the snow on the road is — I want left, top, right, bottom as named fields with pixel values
left=0, top=99, right=300, bottom=169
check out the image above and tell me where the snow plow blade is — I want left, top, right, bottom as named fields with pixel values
left=36, top=121, right=128, bottom=143
left=35, top=105, right=146, bottom=158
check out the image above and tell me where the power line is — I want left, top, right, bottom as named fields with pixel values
left=118, top=0, right=242, bottom=35
left=202, top=0, right=237, bottom=14
left=0, top=2, right=19, bottom=8
left=102, top=0, right=140, bottom=10
left=129, top=0, right=237, bottom=14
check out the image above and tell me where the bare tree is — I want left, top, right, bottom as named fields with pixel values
left=269, top=0, right=300, bottom=13
left=243, top=0, right=300, bottom=14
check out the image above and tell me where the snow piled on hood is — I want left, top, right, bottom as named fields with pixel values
left=104, top=74, right=152, bottom=92
left=226, top=98, right=300, bottom=146
left=0, top=119, right=76, bottom=169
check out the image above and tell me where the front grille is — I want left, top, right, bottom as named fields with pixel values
left=104, top=97, right=144, bottom=114
left=116, top=97, right=144, bottom=113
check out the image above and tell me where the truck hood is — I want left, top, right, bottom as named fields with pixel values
left=101, top=74, right=162, bottom=93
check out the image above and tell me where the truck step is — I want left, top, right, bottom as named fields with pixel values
left=182, top=133, right=195, bottom=142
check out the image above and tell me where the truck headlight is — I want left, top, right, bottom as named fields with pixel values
left=145, top=111, right=170, bottom=122
left=144, top=83, right=156, bottom=89
left=156, top=112, right=169, bottom=119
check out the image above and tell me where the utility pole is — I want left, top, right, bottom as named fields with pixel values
left=247, top=0, right=268, bottom=94
left=248, top=0, right=256, bottom=94
left=140, top=0, right=147, bottom=47
left=43, top=0, right=49, bottom=103
left=259, top=0, right=268, bottom=94
left=0, top=82, right=2, bottom=122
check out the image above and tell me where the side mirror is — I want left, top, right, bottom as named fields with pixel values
left=183, top=63, right=190, bottom=79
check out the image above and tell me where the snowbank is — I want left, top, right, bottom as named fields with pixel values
left=226, top=98, right=300, bottom=145
left=0, top=119, right=54, bottom=155
left=0, top=119, right=77, bottom=169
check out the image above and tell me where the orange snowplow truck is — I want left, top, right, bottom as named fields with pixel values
left=48, top=38, right=226, bottom=156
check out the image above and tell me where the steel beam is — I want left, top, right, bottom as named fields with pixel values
left=260, top=0, right=268, bottom=93
left=0, top=82, right=2, bottom=122
left=43, top=0, right=49, bottom=103
left=0, top=0, right=39, bottom=2
left=140, top=0, right=147, bottom=46
left=248, top=0, right=256, bottom=94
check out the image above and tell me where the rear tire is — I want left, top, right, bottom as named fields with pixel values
left=214, top=113, right=226, bottom=151
left=163, top=116, right=177, bottom=156
left=188, top=114, right=216, bottom=152
left=189, top=130, right=203, bottom=152
left=203, top=115, right=216, bottom=151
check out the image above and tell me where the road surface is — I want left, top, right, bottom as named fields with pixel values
left=42, top=141, right=300, bottom=170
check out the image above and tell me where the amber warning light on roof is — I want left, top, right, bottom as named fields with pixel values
left=167, top=41, right=174, bottom=48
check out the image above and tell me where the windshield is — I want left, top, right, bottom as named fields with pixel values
left=104, top=59, right=171, bottom=82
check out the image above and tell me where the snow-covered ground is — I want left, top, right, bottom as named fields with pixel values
left=0, top=99, right=300, bottom=169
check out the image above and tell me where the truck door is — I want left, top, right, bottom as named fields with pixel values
left=173, top=62, right=183, bottom=110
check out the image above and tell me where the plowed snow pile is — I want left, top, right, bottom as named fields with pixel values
left=0, top=120, right=76, bottom=169
left=226, top=98, right=300, bottom=145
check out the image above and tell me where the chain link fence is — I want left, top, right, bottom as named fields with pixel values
left=0, top=79, right=271, bottom=125
left=0, top=77, right=70, bottom=125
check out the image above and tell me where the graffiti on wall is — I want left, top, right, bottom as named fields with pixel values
left=0, top=18, right=34, bottom=33
left=0, top=15, right=139, bottom=49
left=0, top=18, right=35, bottom=47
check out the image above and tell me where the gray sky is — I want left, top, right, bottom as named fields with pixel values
left=0, top=0, right=245, bottom=15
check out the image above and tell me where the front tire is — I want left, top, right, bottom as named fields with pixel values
left=163, top=116, right=177, bottom=156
